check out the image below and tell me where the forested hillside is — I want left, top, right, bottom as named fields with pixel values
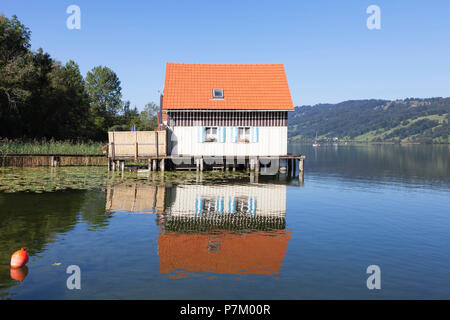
left=289, top=98, right=450, bottom=143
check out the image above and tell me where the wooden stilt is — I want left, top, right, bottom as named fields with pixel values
left=299, top=157, right=304, bottom=173
left=255, top=157, right=260, bottom=173
left=200, top=158, right=204, bottom=171
left=293, top=159, right=296, bottom=176
left=299, top=171, right=304, bottom=186
left=160, top=158, right=165, bottom=171
left=250, top=158, right=255, bottom=171
left=148, top=158, right=152, bottom=171
left=152, top=159, right=157, bottom=171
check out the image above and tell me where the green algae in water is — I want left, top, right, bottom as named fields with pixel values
left=0, top=167, right=251, bottom=193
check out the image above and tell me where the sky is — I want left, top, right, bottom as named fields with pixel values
left=2, top=0, right=450, bottom=110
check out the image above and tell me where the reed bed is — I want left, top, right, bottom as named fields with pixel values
left=0, top=139, right=105, bottom=155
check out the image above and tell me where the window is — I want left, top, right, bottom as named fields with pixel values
left=212, top=89, right=224, bottom=99
left=205, top=127, right=218, bottom=142
left=238, top=127, right=250, bottom=143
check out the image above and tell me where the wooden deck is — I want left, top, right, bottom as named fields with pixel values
left=108, top=154, right=305, bottom=179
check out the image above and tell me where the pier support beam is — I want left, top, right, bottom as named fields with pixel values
left=148, top=158, right=152, bottom=171
left=159, top=158, right=165, bottom=172
left=152, top=159, right=157, bottom=171
left=200, top=158, right=204, bottom=171
left=299, top=172, right=304, bottom=186
left=50, top=156, right=60, bottom=167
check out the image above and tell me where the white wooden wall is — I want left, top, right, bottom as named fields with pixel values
left=168, top=126, right=287, bottom=156
left=167, top=184, right=286, bottom=217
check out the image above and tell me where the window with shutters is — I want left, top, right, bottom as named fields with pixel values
left=238, top=127, right=251, bottom=143
left=205, top=127, right=218, bottom=142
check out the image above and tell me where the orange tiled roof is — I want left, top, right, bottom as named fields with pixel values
left=162, top=63, right=294, bottom=110
left=158, top=230, right=291, bottom=276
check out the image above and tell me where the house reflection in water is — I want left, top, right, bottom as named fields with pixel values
left=105, top=183, right=291, bottom=278
left=161, top=184, right=291, bottom=278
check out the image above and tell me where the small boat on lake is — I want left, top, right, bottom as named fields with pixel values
left=312, top=132, right=320, bottom=147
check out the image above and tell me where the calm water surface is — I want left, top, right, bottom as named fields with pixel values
left=0, top=144, right=449, bottom=299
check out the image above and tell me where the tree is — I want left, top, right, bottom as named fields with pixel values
left=0, top=14, right=34, bottom=136
left=141, top=102, right=159, bottom=129
left=85, top=66, right=123, bottom=139
left=144, top=102, right=159, bottom=118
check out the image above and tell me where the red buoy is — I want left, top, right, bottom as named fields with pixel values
left=10, top=266, right=29, bottom=281
left=10, top=248, right=29, bottom=268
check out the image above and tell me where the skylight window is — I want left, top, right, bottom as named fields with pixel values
left=212, top=89, right=224, bottom=99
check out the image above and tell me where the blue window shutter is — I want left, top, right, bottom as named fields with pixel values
left=221, top=127, right=226, bottom=143
left=255, top=127, right=259, bottom=143
left=233, top=127, right=238, bottom=143
left=250, top=197, right=257, bottom=215
left=197, top=127, right=202, bottom=143
left=195, top=198, right=199, bottom=214
left=202, top=127, right=205, bottom=142
left=218, top=127, right=224, bottom=143
left=199, top=198, right=203, bottom=216
left=229, top=196, right=236, bottom=213
left=251, top=127, right=259, bottom=143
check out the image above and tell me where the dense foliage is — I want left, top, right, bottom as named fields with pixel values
left=289, top=98, right=450, bottom=143
left=0, top=15, right=158, bottom=142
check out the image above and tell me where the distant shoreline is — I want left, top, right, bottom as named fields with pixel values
left=288, top=139, right=449, bottom=145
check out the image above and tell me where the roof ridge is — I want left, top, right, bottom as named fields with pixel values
left=166, top=62, right=285, bottom=66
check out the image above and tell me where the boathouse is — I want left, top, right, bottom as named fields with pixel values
left=162, top=63, right=294, bottom=157
left=107, top=62, right=304, bottom=174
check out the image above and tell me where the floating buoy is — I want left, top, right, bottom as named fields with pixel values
left=10, top=266, right=29, bottom=281
left=10, top=248, right=29, bottom=268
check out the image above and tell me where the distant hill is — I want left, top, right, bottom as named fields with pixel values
left=289, top=98, right=450, bottom=143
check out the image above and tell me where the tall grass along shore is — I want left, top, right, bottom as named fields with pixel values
left=0, top=139, right=105, bottom=155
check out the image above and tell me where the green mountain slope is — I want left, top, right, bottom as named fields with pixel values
left=289, top=98, right=450, bottom=143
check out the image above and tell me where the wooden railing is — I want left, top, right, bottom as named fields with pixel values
left=108, top=130, right=167, bottom=160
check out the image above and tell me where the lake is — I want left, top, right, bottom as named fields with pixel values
left=0, top=144, right=449, bottom=299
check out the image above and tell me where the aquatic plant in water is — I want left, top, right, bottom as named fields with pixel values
left=0, top=167, right=250, bottom=193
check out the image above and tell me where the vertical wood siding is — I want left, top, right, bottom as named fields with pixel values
left=167, top=111, right=288, bottom=127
